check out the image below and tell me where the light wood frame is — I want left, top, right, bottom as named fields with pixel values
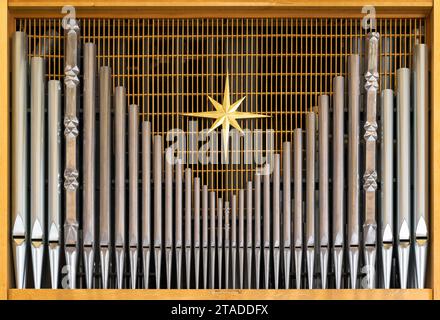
left=0, top=0, right=438, bottom=300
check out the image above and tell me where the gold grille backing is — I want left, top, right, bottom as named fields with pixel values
left=17, top=18, right=426, bottom=199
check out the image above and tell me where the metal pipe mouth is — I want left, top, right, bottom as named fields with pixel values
left=415, top=237, right=428, bottom=245
left=382, top=241, right=393, bottom=249
left=12, top=236, right=26, bottom=245
left=31, top=239, right=43, bottom=247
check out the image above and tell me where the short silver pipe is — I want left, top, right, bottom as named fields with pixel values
left=175, top=160, right=183, bottom=289
left=185, top=168, right=193, bottom=288
left=142, top=121, right=152, bottom=289
left=293, top=128, right=303, bottom=289
left=202, top=185, right=209, bottom=289
left=238, top=189, right=245, bottom=289
left=231, top=194, right=237, bottom=289
left=153, top=135, right=163, bottom=289
left=282, top=142, right=291, bottom=289
left=217, top=197, right=223, bottom=288
left=263, top=164, right=271, bottom=289
left=246, top=181, right=253, bottom=288
left=193, top=177, right=201, bottom=289
left=273, top=155, right=281, bottom=289
left=254, top=173, right=261, bottom=289
left=210, top=191, right=216, bottom=288
left=164, top=148, right=173, bottom=289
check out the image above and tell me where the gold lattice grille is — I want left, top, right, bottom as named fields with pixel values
left=16, top=18, right=426, bottom=198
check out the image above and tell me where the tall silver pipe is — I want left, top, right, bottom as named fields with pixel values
left=348, top=55, right=360, bottom=289
left=129, top=104, right=139, bottom=289
left=142, top=121, right=152, bottom=289
left=231, top=194, right=237, bottom=289
left=99, top=67, right=112, bottom=288
left=263, top=164, right=271, bottom=289
left=246, top=181, right=253, bottom=288
left=293, top=128, right=303, bottom=289
left=153, top=135, right=163, bottom=289
left=224, top=200, right=230, bottom=289
left=202, top=185, right=209, bottom=289
left=194, top=177, right=201, bottom=289
left=397, top=68, right=411, bottom=289
left=63, top=19, right=80, bottom=289
left=185, top=168, right=193, bottom=288
left=381, top=89, right=394, bottom=289
left=175, top=160, right=183, bottom=289
left=164, top=148, right=173, bottom=289
left=48, top=80, right=61, bottom=289
left=318, top=95, right=329, bottom=289
left=363, top=31, right=380, bottom=289
left=210, top=192, right=216, bottom=288
left=333, top=75, right=345, bottom=289
left=306, top=113, right=316, bottom=289
left=83, top=44, right=96, bottom=289
left=273, top=155, right=281, bottom=289
left=217, top=197, right=223, bottom=288
left=282, top=142, right=291, bottom=289
left=12, top=31, right=28, bottom=289
left=114, top=86, right=126, bottom=289
left=30, top=57, right=45, bottom=289
left=238, top=189, right=245, bottom=289
left=254, top=173, right=261, bottom=289
left=414, top=44, right=429, bottom=289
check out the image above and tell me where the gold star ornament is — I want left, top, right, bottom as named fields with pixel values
left=182, top=75, right=268, bottom=160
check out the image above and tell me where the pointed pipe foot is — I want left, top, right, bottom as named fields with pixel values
left=263, top=247, right=270, bottom=289
left=319, top=246, right=329, bottom=289
left=176, top=247, right=182, bottom=289
left=254, top=248, right=261, bottom=289
left=364, top=245, right=377, bottom=289
left=333, top=246, right=344, bottom=289
left=294, top=247, right=302, bottom=289
left=12, top=238, right=27, bottom=289
left=115, top=246, right=125, bottom=289
left=64, top=245, right=78, bottom=289
left=31, top=240, right=44, bottom=289
left=194, top=247, right=200, bottom=289
left=246, top=248, right=252, bottom=288
left=398, top=241, right=410, bottom=289
left=129, top=247, right=139, bottom=289
left=283, top=248, right=291, bottom=289
left=154, top=247, right=162, bottom=289
left=83, top=245, right=95, bottom=289
left=306, top=247, right=314, bottom=289
left=382, top=243, right=393, bottom=289
left=49, top=242, right=60, bottom=289
left=165, top=247, right=173, bottom=289
left=348, top=246, right=359, bottom=289
left=142, top=247, right=151, bottom=289
left=100, top=246, right=110, bottom=289
left=415, top=238, right=428, bottom=289
left=273, top=247, right=280, bottom=289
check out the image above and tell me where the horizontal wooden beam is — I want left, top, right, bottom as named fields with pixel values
left=8, top=289, right=433, bottom=300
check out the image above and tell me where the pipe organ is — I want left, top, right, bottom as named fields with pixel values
left=3, top=2, right=437, bottom=300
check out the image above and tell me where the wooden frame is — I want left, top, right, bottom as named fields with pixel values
left=0, top=0, right=438, bottom=300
